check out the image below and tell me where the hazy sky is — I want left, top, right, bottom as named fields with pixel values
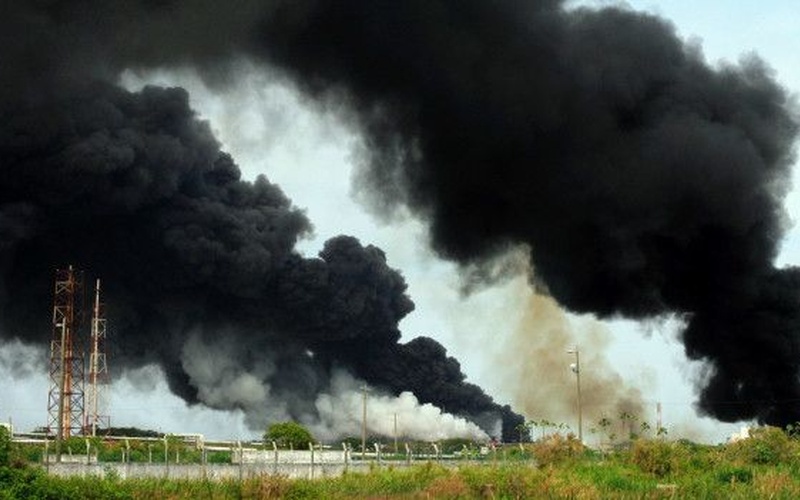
left=1, top=1, right=798, bottom=444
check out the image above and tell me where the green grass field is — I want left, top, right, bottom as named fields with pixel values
left=4, top=427, right=800, bottom=498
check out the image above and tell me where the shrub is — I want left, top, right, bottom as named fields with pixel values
left=439, top=437, right=478, bottom=455
left=0, top=427, right=12, bottom=466
left=630, top=439, right=684, bottom=477
left=423, top=474, right=470, bottom=498
left=566, top=461, right=656, bottom=497
left=264, top=421, right=314, bottom=450
left=506, top=446, right=534, bottom=461
left=531, top=433, right=584, bottom=466
left=754, top=470, right=800, bottom=497
left=725, top=427, right=795, bottom=466
left=242, top=475, right=291, bottom=499
left=207, top=450, right=231, bottom=463
left=716, top=465, right=753, bottom=485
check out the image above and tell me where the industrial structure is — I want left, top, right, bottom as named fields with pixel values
left=86, top=279, right=110, bottom=436
left=45, top=267, right=110, bottom=458
left=46, top=266, right=85, bottom=442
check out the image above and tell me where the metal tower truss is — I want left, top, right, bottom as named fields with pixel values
left=46, top=266, right=86, bottom=440
left=86, top=279, right=110, bottom=436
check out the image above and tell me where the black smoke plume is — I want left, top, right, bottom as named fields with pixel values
left=0, top=2, right=527, bottom=438
left=0, top=80, right=518, bottom=438
left=1, top=0, right=798, bottom=430
left=254, top=1, right=800, bottom=425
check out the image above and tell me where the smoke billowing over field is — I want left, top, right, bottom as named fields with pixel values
left=1, top=1, right=798, bottom=437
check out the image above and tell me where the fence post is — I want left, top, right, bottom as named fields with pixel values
left=237, top=440, right=243, bottom=482
left=125, top=439, right=131, bottom=478
left=309, top=442, right=315, bottom=479
left=164, top=435, right=169, bottom=478
left=201, top=442, right=207, bottom=479
left=272, top=441, right=278, bottom=475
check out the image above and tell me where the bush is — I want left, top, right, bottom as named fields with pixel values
left=0, top=426, right=11, bottom=466
left=725, top=427, right=795, bottom=466
left=716, top=465, right=753, bottom=485
left=0, top=427, right=25, bottom=468
left=439, top=437, right=478, bottom=455
left=264, top=421, right=314, bottom=450
left=630, top=439, right=685, bottom=477
left=207, top=450, right=231, bottom=463
left=423, top=474, right=470, bottom=498
left=531, top=433, right=584, bottom=466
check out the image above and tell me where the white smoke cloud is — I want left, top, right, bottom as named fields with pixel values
left=180, top=332, right=290, bottom=428
left=179, top=332, right=489, bottom=443
left=111, top=365, right=256, bottom=440
left=0, top=338, right=46, bottom=378
left=308, top=370, right=488, bottom=442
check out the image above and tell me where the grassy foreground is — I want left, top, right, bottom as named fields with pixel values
left=5, top=428, right=800, bottom=498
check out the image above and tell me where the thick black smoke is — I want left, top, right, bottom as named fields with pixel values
left=0, top=81, right=518, bottom=438
left=1, top=0, right=799, bottom=430
left=0, top=2, right=523, bottom=438
left=253, top=1, right=800, bottom=425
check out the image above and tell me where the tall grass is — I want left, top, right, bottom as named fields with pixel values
left=6, top=427, right=800, bottom=498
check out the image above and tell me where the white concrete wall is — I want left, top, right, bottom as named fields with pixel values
left=235, top=448, right=349, bottom=464
left=44, top=461, right=407, bottom=480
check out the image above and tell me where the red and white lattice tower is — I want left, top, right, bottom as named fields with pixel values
left=85, top=279, right=110, bottom=436
left=46, top=266, right=86, bottom=441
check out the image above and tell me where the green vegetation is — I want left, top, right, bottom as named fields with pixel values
left=0, top=425, right=11, bottom=466
left=104, top=426, right=162, bottom=438
left=7, top=425, right=800, bottom=497
left=264, top=421, right=314, bottom=450
left=24, top=434, right=232, bottom=465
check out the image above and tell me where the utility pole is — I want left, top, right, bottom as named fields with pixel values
left=657, top=402, right=663, bottom=437
left=361, top=385, right=368, bottom=460
left=393, top=413, right=398, bottom=456
left=567, top=346, right=583, bottom=443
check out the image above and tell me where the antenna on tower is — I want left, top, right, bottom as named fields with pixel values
left=46, top=266, right=86, bottom=461
left=86, top=279, right=110, bottom=436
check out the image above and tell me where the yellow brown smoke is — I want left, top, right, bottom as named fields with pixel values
left=499, top=288, right=648, bottom=436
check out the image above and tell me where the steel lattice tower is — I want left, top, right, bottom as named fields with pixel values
left=46, top=266, right=86, bottom=446
left=85, top=279, right=110, bottom=436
